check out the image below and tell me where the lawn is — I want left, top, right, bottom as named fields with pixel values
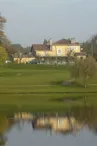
left=0, top=64, right=97, bottom=113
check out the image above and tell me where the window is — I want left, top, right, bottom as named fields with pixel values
left=58, top=50, right=61, bottom=53
left=57, top=49, right=62, bottom=55
left=58, top=119, right=63, bottom=126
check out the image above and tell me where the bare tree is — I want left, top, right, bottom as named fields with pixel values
left=82, top=34, right=97, bottom=58
left=71, top=56, right=97, bottom=87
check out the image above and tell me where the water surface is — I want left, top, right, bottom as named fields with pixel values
left=1, top=106, right=97, bottom=146
left=6, top=122, right=97, bottom=146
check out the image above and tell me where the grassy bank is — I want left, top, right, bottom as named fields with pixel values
left=0, top=64, right=97, bottom=112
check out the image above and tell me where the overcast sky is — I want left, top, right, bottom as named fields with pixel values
left=0, top=0, right=97, bottom=46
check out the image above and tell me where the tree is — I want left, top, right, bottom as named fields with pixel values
left=0, top=13, right=15, bottom=61
left=0, top=14, right=6, bottom=44
left=0, top=46, right=8, bottom=65
left=2, top=35, right=15, bottom=57
left=82, top=34, right=97, bottom=59
left=71, top=56, right=97, bottom=87
left=5, top=45, right=16, bottom=55
left=43, top=39, right=48, bottom=45
left=0, top=14, right=15, bottom=56
left=1, top=34, right=11, bottom=46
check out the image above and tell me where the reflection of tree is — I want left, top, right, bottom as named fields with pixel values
left=13, top=120, right=24, bottom=132
left=72, top=106, right=97, bottom=134
left=0, top=140, right=6, bottom=146
left=0, top=135, right=7, bottom=146
left=0, top=115, right=8, bottom=145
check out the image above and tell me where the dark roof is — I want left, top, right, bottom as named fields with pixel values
left=55, top=39, right=71, bottom=44
left=32, top=44, right=50, bottom=51
left=74, top=52, right=87, bottom=56
left=54, top=39, right=80, bottom=46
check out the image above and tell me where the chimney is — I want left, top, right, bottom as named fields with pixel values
left=49, top=38, right=53, bottom=50
left=71, top=39, right=75, bottom=44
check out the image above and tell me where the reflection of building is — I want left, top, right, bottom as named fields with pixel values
left=31, top=39, right=81, bottom=58
left=14, top=113, right=33, bottom=120
left=33, top=116, right=82, bottom=134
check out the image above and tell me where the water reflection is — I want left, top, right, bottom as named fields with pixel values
left=1, top=105, right=97, bottom=145
left=12, top=106, right=97, bottom=135
left=31, top=115, right=81, bottom=136
left=73, top=106, right=97, bottom=134
left=0, top=115, right=8, bottom=145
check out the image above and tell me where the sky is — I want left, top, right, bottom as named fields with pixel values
left=0, top=0, right=97, bottom=47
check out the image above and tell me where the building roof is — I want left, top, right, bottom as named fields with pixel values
left=31, top=39, right=80, bottom=51
left=54, top=39, right=71, bottom=44
left=54, top=39, right=80, bottom=46
left=32, top=44, right=50, bottom=51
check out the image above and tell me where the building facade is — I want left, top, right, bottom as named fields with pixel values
left=31, top=39, right=81, bottom=58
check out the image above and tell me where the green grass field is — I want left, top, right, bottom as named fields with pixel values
left=0, top=64, right=97, bottom=113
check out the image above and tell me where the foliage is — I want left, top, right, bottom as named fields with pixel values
left=0, top=14, right=14, bottom=59
left=1, top=34, right=11, bottom=46
left=71, top=56, right=97, bottom=87
left=0, top=46, right=8, bottom=65
left=43, top=39, right=48, bottom=45
left=0, top=14, right=6, bottom=45
left=5, top=45, right=16, bottom=56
